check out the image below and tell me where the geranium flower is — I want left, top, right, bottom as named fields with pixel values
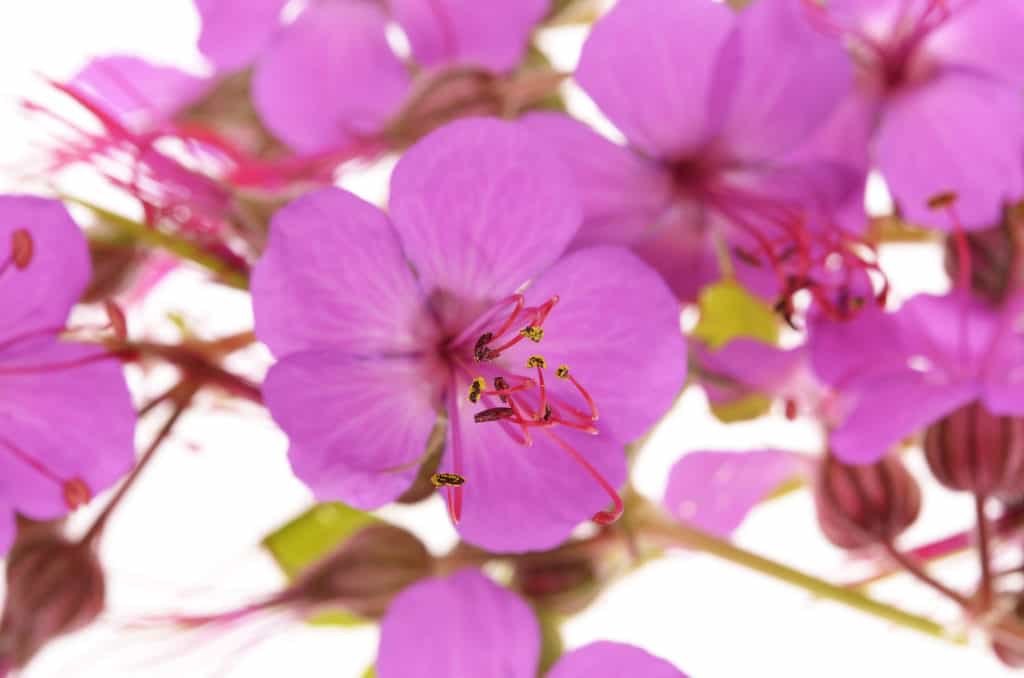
left=253, top=118, right=685, bottom=552
left=0, top=196, right=136, bottom=554
left=804, top=0, right=1024, bottom=228
left=378, top=568, right=687, bottom=678
left=525, top=0, right=872, bottom=313
left=810, top=291, right=1024, bottom=464
left=194, top=0, right=548, bottom=154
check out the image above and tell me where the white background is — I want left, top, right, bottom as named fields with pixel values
left=0, top=1, right=1016, bottom=676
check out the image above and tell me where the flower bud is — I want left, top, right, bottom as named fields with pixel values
left=0, top=532, right=105, bottom=669
left=813, top=452, right=922, bottom=550
left=923, top=403, right=1024, bottom=497
left=511, top=535, right=621, bottom=616
left=290, top=524, right=434, bottom=620
left=991, top=595, right=1024, bottom=668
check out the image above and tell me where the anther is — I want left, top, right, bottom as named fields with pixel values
left=467, top=376, right=486, bottom=403
left=542, top=404, right=553, bottom=422
left=61, top=477, right=91, bottom=510
left=430, top=472, right=466, bottom=488
left=11, top=229, right=33, bottom=269
left=526, top=355, right=547, bottom=369
left=474, top=407, right=516, bottom=423
left=473, top=332, right=493, bottom=362
left=555, top=365, right=570, bottom=379
left=927, top=191, right=958, bottom=209
left=520, top=326, right=545, bottom=343
left=493, top=376, right=510, bottom=403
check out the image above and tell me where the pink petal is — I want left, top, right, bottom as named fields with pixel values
left=808, top=304, right=906, bottom=388
left=0, top=197, right=90, bottom=346
left=0, top=342, right=135, bottom=520
left=548, top=642, right=687, bottom=678
left=717, top=0, right=852, bottom=162
left=446, top=392, right=627, bottom=553
left=924, top=0, right=1024, bottom=86
left=194, top=0, right=287, bottom=71
left=695, top=339, right=806, bottom=397
left=576, top=0, right=735, bottom=158
left=664, top=450, right=807, bottom=536
left=392, top=0, right=548, bottom=73
left=831, top=371, right=977, bottom=464
left=263, top=350, right=439, bottom=510
left=378, top=569, right=539, bottom=678
left=876, top=74, right=1024, bottom=229
left=389, top=118, right=581, bottom=301
left=252, top=2, right=410, bottom=153
left=522, top=247, right=687, bottom=443
left=251, top=188, right=429, bottom=357
left=70, top=55, right=211, bottom=128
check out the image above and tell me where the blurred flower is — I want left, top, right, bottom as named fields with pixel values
left=813, top=451, right=921, bottom=550
left=809, top=291, right=1024, bottom=464
left=526, top=0, right=874, bottom=314
left=805, top=0, right=1024, bottom=228
left=664, top=449, right=810, bottom=537
left=253, top=118, right=685, bottom=552
left=0, top=196, right=135, bottom=554
left=377, top=568, right=687, bottom=678
left=194, top=0, right=548, bottom=154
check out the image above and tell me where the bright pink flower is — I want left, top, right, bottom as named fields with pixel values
left=253, top=119, right=685, bottom=552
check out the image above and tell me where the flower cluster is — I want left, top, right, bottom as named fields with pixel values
left=3, top=0, right=1024, bottom=674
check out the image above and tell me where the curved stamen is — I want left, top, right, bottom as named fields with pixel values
left=0, top=435, right=92, bottom=509
left=544, top=429, right=624, bottom=525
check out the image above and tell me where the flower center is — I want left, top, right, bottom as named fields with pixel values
left=434, top=293, right=623, bottom=527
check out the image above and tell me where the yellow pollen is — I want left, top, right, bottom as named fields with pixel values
left=468, top=376, right=486, bottom=403
left=556, top=365, right=570, bottom=379
left=431, top=472, right=466, bottom=487
left=520, top=325, right=545, bottom=342
left=526, top=355, right=547, bottom=369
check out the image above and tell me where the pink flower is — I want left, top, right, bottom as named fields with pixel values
left=253, top=118, right=685, bottom=552
left=0, top=197, right=136, bottom=554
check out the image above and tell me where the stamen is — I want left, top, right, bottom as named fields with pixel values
left=430, top=472, right=466, bottom=488
left=62, top=477, right=92, bottom=509
left=474, top=407, right=517, bottom=423
left=520, top=325, right=544, bottom=342
left=467, top=376, right=486, bottom=403
left=11, top=229, right=33, bottom=269
left=474, top=332, right=494, bottom=362
left=526, top=355, right=547, bottom=369
left=556, top=365, right=570, bottom=379
left=544, top=429, right=624, bottom=525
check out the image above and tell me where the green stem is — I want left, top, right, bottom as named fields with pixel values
left=646, top=519, right=965, bottom=644
left=64, top=195, right=249, bottom=290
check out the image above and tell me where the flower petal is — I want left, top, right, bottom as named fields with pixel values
left=252, top=187, right=429, bottom=357
left=576, top=0, right=735, bottom=159
left=695, top=339, right=806, bottom=398
left=924, top=0, right=1024, bottom=87
left=524, top=247, right=687, bottom=443
left=548, top=642, right=687, bottom=678
left=0, top=197, right=90, bottom=346
left=70, top=56, right=211, bottom=128
left=447, top=394, right=627, bottom=552
left=717, top=0, right=852, bottom=162
left=263, top=350, right=439, bottom=510
left=808, top=304, right=906, bottom=388
left=194, top=0, right=287, bottom=71
left=876, top=74, right=1024, bottom=229
left=664, top=449, right=807, bottom=537
left=830, top=371, right=977, bottom=464
left=391, top=0, right=547, bottom=73
left=378, top=569, right=539, bottom=678
left=252, top=2, right=410, bottom=153
left=0, top=508, right=13, bottom=556
left=389, top=118, right=581, bottom=301
left=0, top=342, right=135, bottom=520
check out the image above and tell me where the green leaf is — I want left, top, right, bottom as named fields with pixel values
left=709, top=393, right=773, bottom=423
left=692, top=280, right=779, bottom=349
left=361, top=667, right=377, bottom=678
left=262, top=502, right=376, bottom=579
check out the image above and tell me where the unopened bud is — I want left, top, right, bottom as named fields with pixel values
left=291, top=524, right=433, bottom=620
left=0, top=533, right=105, bottom=669
left=924, top=402, right=1024, bottom=497
left=813, top=452, right=921, bottom=550
left=511, top=537, right=619, bottom=616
